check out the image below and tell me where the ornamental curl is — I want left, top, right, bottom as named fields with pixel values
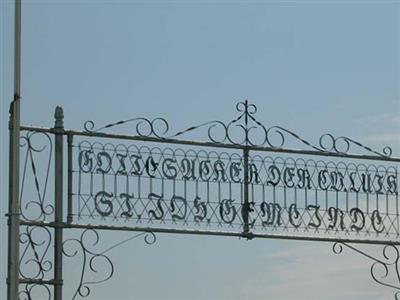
left=19, top=226, right=53, bottom=280
left=84, top=117, right=169, bottom=138
left=173, top=120, right=228, bottom=143
left=63, top=229, right=157, bottom=299
left=19, top=283, right=51, bottom=300
left=81, top=100, right=394, bottom=157
left=20, top=131, right=54, bottom=221
left=144, top=232, right=157, bottom=245
left=63, top=229, right=114, bottom=300
left=319, top=134, right=392, bottom=158
left=333, top=242, right=400, bottom=299
left=171, top=100, right=268, bottom=146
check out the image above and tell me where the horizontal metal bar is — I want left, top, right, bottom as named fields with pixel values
left=20, top=220, right=400, bottom=246
left=19, top=278, right=55, bottom=285
left=20, top=125, right=400, bottom=163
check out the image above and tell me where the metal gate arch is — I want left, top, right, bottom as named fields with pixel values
left=10, top=100, right=400, bottom=299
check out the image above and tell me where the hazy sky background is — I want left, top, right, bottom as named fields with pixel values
left=1, top=1, right=400, bottom=299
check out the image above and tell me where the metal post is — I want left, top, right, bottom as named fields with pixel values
left=241, top=100, right=253, bottom=238
left=67, top=134, right=73, bottom=224
left=54, top=107, right=64, bottom=300
left=242, top=147, right=250, bottom=236
left=7, top=1, right=22, bottom=299
left=7, top=102, right=21, bottom=299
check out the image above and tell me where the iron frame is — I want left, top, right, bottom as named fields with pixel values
left=10, top=100, right=400, bottom=299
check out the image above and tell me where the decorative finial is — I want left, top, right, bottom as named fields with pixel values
left=54, top=106, right=64, bottom=129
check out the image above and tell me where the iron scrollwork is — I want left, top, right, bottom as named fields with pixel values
left=19, top=284, right=52, bottom=300
left=84, top=117, right=169, bottom=138
left=20, top=131, right=54, bottom=221
left=63, top=229, right=156, bottom=299
left=82, top=100, right=393, bottom=157
left=19, top=225, right=53, bottom=282
left=63, top=229, right=114, bottom=299
left=333, top=242, right=400, bottom=299
left=15, top=100, right=398, bottom=300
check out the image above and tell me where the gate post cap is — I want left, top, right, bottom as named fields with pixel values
left=54, top=106, right=64, bottom=129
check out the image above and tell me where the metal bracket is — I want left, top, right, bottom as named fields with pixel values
left=333, top=242, right=400, bottom=299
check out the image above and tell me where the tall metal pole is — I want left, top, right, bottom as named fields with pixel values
left=7, top=0, right=22, bottom=299
left=54, top=107, right=64, bottom=300
left=13, top=0, right=21, bottom=96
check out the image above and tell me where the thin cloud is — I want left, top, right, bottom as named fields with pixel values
left=354, top=113, right=400, bottom=128
left=352, top=108, right=400, bottom=153
left=365, top=133, right=400, bottom=146
left=233, top=243, right=395, bottom=300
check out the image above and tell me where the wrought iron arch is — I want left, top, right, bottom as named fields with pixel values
left=10, top=100, right=400, bottom=299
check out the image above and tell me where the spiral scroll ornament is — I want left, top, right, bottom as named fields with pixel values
left=63, top=229, right=157, bottom=299
left=19, top=283, right=51, bottom=300
left=333, top=242, right=400, bottom=299
left=19, top=131, right=54, bottom=221
left=84, top=117, right=169, bottom=138
left=63, top=229, right=115, bottom=300
left=83, top=100, right=393, bottom=157
left=19, top=226, right=53, bottom=280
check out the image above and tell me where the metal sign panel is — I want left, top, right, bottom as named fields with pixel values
left=67, top=101, right=399, bottom=243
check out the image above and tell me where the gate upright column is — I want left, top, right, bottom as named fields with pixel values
left=242, top=147, right=250, bottom=236
left=7, top=101, right=21, bottom=300
left=53, top=107, right=64, bottom=300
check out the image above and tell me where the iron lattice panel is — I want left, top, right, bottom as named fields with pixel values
left=248, top=153, right=400, bottom=239
left=70, top=138, right=399, bottom=240
left=72, top=140, right=246, bottom=231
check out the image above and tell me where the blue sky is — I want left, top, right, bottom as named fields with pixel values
left=1, top=1, right=399, bottom=299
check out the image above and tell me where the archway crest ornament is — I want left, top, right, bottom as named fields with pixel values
left=83, top=100, right=393, bottom=157
left=12, top=100, right=400, bottom=299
